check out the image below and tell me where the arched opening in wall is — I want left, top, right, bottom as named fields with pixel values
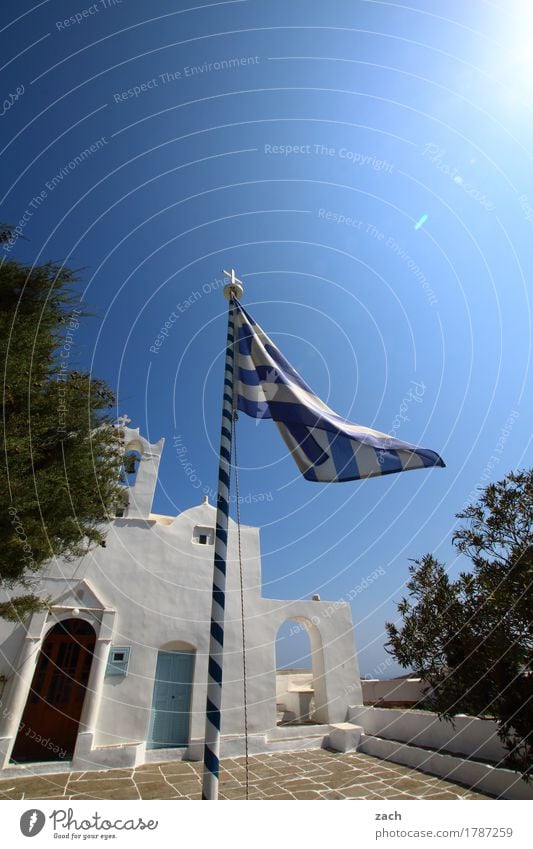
left=275, top=618, right=328, bottom=726
left=115, top=446, right=141, bottom=517
left=147, top=643, right=196, bottom=749
left=122, top=449, right=141, bottom=485
left=11, top=619, right=96, bottom=763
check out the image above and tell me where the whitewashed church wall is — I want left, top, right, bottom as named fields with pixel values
left=0, top=498, right=362, bottom=758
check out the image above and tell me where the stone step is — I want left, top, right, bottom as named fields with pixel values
left=268, top=723, right=329, bottom=742
left=144, top=747, right=189, bottom=764
left=328, top=722, right=363, bottom=753
left=0, top=760, right=74, bottom=780
left=263, top=735, right=327, bottom=754
left=185, top=731, right=328, bottom=760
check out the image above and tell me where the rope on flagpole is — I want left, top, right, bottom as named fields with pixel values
left=201, top=270, right=243, bottom=801
left=232, top=410, right=250, bottom=799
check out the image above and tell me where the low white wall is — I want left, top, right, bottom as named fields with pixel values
left=361, top=678, right=426, bottom=705
left=349, top=706, right=509, bottom=763
left=359, top=734, right=533, bottom=801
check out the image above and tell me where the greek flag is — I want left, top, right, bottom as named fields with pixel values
left=234, top=300, right=445, bottom=482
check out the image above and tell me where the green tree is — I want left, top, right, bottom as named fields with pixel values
left=386, top=469, right=533, bottom=779
left=0, top=255, right=127, bottom=622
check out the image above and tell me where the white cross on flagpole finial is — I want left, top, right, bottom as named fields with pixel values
left=223, top=268, right=244, bottom=300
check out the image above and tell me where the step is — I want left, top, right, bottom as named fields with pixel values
left=328, top=722, right=363, bottom=753
left=0, top=760, right=74, bottom=780
left=263, top=735, right=327, bottom=754
left=268, top=723, right=329, bottom=742
left=144, top=746, right=190, bottom=764
left=187, top=732, right=327, bottom=759
left=358, top=734, right=533, bottom=801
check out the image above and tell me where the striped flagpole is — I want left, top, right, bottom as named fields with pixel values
left=201, top=269, right=244, bottom=801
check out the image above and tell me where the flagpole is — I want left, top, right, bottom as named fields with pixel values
left=201, top=269, right=244, bottom=801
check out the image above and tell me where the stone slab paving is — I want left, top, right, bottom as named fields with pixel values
left=0, top=750, right=491, bottom=800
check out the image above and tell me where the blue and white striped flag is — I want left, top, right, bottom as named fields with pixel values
left=234, top=300, right=445, bottom=482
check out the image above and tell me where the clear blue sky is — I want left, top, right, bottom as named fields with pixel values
left=2, top=0, right=531, bottom=677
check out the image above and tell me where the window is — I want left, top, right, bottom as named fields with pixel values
left=106, top=646, right=130, bottom=676
left=192, top=526, right=214, bottom=546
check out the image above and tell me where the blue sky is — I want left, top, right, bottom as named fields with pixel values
left=2, top=0, right=531, bottom=676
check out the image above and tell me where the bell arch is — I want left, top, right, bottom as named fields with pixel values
left=118, top=426, right=165, bottom=518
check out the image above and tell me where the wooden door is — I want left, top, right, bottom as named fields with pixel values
left=148, top=651, right=194, bottom=749
left=11, top=619, right=96, bottom=763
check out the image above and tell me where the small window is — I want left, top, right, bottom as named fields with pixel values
left=193, top=525, right=214, bottom=545
left=106, top=646, right=130, bottom=676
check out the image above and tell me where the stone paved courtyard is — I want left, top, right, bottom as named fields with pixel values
left=0, top=749, right=490, bottom=800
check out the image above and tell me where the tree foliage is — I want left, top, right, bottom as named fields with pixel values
left=0, top=255, right=127, bottom=621
left=386, top=470, right=533, bottom=779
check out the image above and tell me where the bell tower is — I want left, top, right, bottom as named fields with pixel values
left=117, top=419, right=165, bottom=519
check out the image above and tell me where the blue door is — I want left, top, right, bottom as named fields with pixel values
left=148, top=650, right=194, bottom=749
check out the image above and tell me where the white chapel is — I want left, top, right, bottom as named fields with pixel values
left=0, top=425, right=362, bottom=773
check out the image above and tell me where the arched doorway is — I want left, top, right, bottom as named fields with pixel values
left=275, top=617, right=328, bottom=725
left=147, top=646, right=195, bottom=749
left=11, top=619, right=96, bottom=763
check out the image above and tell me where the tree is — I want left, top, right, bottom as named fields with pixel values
left=0, top=254, right=128, bottom=622
left=385, top=469, right=533, bottom=779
